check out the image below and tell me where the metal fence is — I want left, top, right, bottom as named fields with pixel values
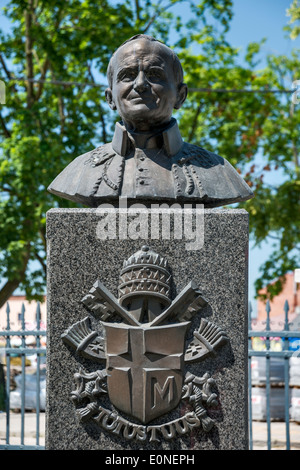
left=0, top=299, right=299, bottom=450
left=248, top=300, right=300, bottom=450
left=0, top=302, right=46, bottom=450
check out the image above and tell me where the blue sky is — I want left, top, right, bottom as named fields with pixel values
left=173, top=0, right=299, bottom=313
left=227, top=0, right=298, bottom=56
left=171, top=0, right=298, bottom=55
left=0, top=1, right=299, bottom=310
left=225, top=0, right=299, bottom=312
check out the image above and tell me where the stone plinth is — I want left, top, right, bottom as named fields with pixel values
left=46, top=208, right=249, bottom=450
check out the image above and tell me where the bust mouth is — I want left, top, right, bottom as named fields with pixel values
left=128, top=98, right=159, bottom=113
left=128, top=92, right=156, bottom=104
left=131, top=97, right=147, bottom=103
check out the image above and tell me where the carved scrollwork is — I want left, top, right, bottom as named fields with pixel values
left=61, top=246, right=229, bottom=442
left=71, top=368, right=108, bottom=422
left=182, top=372, right=218, bottom=432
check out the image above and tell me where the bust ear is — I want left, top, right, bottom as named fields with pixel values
left=105, top=88, right=117, bottom=110
left=174, top=83, right=188, bottom=110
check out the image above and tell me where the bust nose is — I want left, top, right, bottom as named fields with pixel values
left=133, top=71, right=149, bottom=92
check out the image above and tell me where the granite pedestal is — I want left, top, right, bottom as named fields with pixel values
left=46, top=208, right=249, bottom=450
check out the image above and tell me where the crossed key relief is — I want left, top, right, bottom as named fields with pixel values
left=61, top=246, right=229, bottom=442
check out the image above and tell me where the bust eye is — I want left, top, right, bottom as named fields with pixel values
left=146, top=69, right=164, bottom=80
left=120, top=70, right=137, bottom=81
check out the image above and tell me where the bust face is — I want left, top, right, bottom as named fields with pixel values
left=106, top=38, right=187, bottom=132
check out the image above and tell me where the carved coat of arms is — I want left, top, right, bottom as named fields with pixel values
left=62, top=246, right=228, bottom=442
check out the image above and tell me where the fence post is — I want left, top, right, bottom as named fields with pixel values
left=5, top=302, right=11, bottom=446
left=248, top=302, right=253, bottom=450
left=265, top=300, right=271, bottom=450
left=283, top=300, right=290, bottom=450
left=0, top=299, right=47, bottom=450
left=35, top=302, right=41, bottom=446
left=20, top=303, right=26, bottom=445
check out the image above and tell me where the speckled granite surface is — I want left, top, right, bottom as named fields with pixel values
left=46, top=208, right=249, bottom=450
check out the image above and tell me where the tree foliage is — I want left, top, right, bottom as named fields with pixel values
left=286, top=0, right=300, bottom=39
left=178, top=35, right=300, bottom=300
left=0, top=0, right=234, bottom=306
left=0, top=0, right=299, bottom=306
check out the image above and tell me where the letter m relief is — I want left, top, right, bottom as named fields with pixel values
left=152, top=376, right=175, bottom=408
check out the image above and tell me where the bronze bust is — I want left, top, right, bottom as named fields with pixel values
left=48, top=34, right=253, bottom=207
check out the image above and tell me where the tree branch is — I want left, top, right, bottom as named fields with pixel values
left=0, top=279, right=23, bottom=309
left=188, top=103, right=202, bottom=142
left=24, top=0, right=35, bottom=108
left=1, top=186, right=13, bottom=193
left=87, top=61, right=107, bottom=143
left=49, top=67, right=66, bottom=134
left=0, top=53, right=18, bottom=94
left=57, top=92, right=66, bottom=133
left=135, top=0, right=141, bottom=21
left=0, top=246, right=30, bottom=308
left=141, top=0, right=180, bottom=33
left=34, top=55, right=50, bottom=102
left=0, top=113, right=11, bottom=138
left=35, top=251, right=47, bottom=276
left=292, top=139, right=299, bottom=168
left=39, top=228, right=46, bottom=250
left=0, top=54, right=12, bottom=80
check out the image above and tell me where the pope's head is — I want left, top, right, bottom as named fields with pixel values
left=105, top=35, right=188, bottom=132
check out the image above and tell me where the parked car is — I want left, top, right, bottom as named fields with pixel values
left=9, top=372, right=46, bottom=411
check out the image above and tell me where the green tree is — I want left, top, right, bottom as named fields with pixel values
left=0, top=0, right=299, bottom=306
left=178, top=32, right=300, bottom=300
left=286, top=0, right=300, bottom=39
left=0, top=0, right=234, bottom=307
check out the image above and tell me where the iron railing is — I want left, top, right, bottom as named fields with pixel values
left=248, top=300, right=300, bottom=450
left=0, top=302, right=46, bottom=450
left=1, top=299, right=299, bottom=450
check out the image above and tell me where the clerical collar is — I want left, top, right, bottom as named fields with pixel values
left=111, top=118, right=183, bottom=157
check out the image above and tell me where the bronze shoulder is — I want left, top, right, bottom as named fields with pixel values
left=174, top=142, right=224, bottom=169
left=171, top=142, right=254, bottom=206
left=84, top=143, right=116, bottom=167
